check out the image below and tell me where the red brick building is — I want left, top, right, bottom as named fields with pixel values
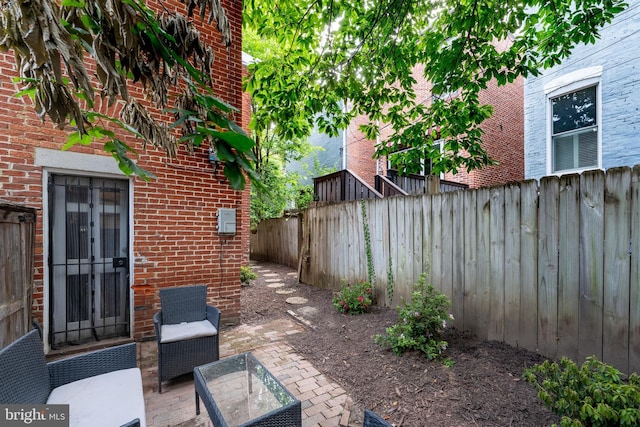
left=0, top=0, right=248, bottom=351
left=344, top=66, right=524, bottom=190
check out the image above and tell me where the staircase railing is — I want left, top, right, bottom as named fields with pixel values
left=313, top=170, right=382, bottom=203
left=374, top=175, right=407, bottom=197
left=313, top=169, right=469, bottom=204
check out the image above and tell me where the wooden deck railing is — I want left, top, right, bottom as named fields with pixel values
left=374, top=175, right=407, bottom=197
left=313, top=170, right=382, bottom=203
left=314, top=169, right=469, bottom=203
left=386, top=169, right=468, bottom=194
left=439, top=179, right=469, bottom=192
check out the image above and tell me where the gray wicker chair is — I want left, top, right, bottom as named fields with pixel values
left=153, top=284, right=220, bottom=393
left=363, top=409, right=392, bottom=427
left=0, top=328, right=142, bottom=426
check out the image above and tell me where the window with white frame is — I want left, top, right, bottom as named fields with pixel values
left=550, top=85, right=599, bottom=173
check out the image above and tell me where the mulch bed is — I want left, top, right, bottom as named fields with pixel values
left=240, top=261, right=560, bottom=426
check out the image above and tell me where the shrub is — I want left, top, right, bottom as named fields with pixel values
left=332, top=280, right=373, bottom=315
left=374, top=273, right=452, bottom=360
left=240, top=265, right=258, bottom=284
left=523, top=356, right=640, bottom=426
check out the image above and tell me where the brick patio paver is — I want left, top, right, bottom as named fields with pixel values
left=139, top=281, right=360, bottom=427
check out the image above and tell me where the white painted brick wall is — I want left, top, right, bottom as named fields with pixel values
left=524, top=0, right=640, bottom=180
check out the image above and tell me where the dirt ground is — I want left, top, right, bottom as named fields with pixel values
left=240, top=261, right=560, bottom=427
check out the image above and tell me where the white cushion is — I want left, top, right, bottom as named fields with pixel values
left=47, top=367, right=146, bottom=427
left=160, top=319, right=218, bottom=344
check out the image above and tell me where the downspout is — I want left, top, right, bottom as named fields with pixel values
left=375, top=119, right=381, bottom=175
left=342, top=99, right=348, bottom=169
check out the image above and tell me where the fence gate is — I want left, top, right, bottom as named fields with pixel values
left=0, top=202, right=36, bottom=348
left=48, top=175, right=130, bottom=348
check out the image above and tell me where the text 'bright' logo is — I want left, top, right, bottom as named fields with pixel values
left=1, top=405, right=68, bottom=426
left=4, top=408, right=47, bottom=424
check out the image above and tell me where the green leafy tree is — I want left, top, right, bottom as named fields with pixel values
left=250, top=159, right=291, bottom=226
left=249, top=156, right=322, bottom=228
left=244, top=0, right=627, bottom=175
left=291, top=156, right=336, bottom=210
left=244, top=28, right=326, bottom=225
left=1, top=0, right=256, bottom=189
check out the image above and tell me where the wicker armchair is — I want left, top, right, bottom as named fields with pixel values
left=363, top=409, right=392, bottom=427
left=153, top=284, right=220, bottom=393
left=0, top=328, right=144, bottom=426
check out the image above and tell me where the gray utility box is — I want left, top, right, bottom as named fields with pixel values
left=217, top=208, right=236, bottom=235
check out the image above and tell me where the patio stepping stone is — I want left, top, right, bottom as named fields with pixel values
left=286, top=296, right=308, bottom=305
left=267, top=282, right=285, bottom=288
left=297, top=306, right=319, bottom=317
left=275, top=289, right=295, bottom=295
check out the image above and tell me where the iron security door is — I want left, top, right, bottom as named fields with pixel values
left=49, top=175, right=130, bottom=347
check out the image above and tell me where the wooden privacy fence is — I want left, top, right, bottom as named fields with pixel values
left=250, top=212, right=302, bottom=269
left=298, top=165, right=640, bottom=375
left=0, top=201, right=37, bottom=347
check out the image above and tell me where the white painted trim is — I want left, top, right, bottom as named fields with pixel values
left=545, top=71, right=602, bottom=176
left=39, top=157, right=134, bottom=353
left=41, top=171, right=51, bottom=353
left=35, top=148, right=125, bottom=176
left=342, top=102, right=349, bottom=170
left=543, top=66, right=602, bottom=95
left=545, top=94, right=553, bottom=176
left=128, top=183, right=135, bottom=339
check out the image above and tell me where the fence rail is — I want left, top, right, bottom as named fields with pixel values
left=286, top=165, right=640, bottom=374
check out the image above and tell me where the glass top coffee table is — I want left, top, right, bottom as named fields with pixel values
left=194, top=352, right=301, bottom=427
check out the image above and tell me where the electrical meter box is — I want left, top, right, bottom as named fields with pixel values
left=217, top=208, right=236, bottom=235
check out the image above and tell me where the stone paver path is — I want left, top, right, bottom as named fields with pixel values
left=267, top=282, right=285, bottom=288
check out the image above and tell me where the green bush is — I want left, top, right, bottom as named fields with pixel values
left=374, top=273, right=452, bottom=360
left=523, top=356, right=640, bottom=426
left=332, top=280, right=373, bottom=315
left=240, top=265, right=258, bottom=284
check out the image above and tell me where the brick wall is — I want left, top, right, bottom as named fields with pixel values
left=0, top=0, right=248, bottom=343
left=242, top=56, right=253, bottom=134
left=524, top=2, right=640, bottom=180
left=346, top=112, right=380, bottom=187
left=446, top=76, right=524, bottom=188
left=240, top=58, right=253, bottom=264
left=345, top=60, right=524, bottom=190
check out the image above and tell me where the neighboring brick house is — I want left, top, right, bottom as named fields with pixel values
left=524, top=1, right=640, bottom=180
left=242, top=52, right=254, bottom=134
left=451, top=75, right=524, bottom=188
left=294, top=57, right=524, bottom=191
left=0, top=0, right=249, bottom=351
